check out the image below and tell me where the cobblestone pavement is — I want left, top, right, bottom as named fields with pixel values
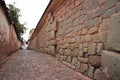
left=0, top=50, right=91, bottom=80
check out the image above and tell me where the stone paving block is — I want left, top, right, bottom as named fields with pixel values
left=0, top=50, right=89, bottom=80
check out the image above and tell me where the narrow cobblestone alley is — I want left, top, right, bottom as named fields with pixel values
left=0, top=50, right=90, bottom=80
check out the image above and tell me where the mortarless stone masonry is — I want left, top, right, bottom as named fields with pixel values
left=28, top=0, right=120, bottom=79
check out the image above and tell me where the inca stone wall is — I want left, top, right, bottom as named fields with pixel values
left=0, top=1, right=19, bottom=66
left=29, top=0, right=120, bottom=79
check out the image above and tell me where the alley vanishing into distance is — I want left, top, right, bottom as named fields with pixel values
left=0, top=50, right=90, bottom=80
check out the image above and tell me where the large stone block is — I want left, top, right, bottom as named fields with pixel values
left=102, top=50, right=120, bottom=80
left=102, top=7, right=115, bottom=19
left=49, top=40, right=56, bottom=46
left=89, top=27, right=99, bottom=34
left=81, top=28, right=88, bottom=35
left=88, top=65, right=94, bottom=78
left=116, top=1, right=120, bottom=12
left=94, top=69, right=102, bottom=80
left=100, top=18, right=111, bottom=31
left=71, top=57, right=77, bottom=65
left=88, top=0, right=99, bottom=11
left=88, top=43, right=96, bottom=55
left=97, top=43, right=104, bottom=55
left=78, top=57, right=88, bottom=63
left=102, top=0, right=117, bottom=10
left=80, top=63, right=88, bottom=74
left=66, top=56, right=72, bottom=63
left=88, top=55, right=101, bottom=67
left=100, top=32, right=108, bottom=43
left=88, top=17, right=101, bottom=28
left=50, top=31, right=55, bottom=40
left=91, top=33, right=100, bottom=42
left=95, top=8, right=104, bottom=17
left=106, top=13, right=120, bottom=51
left=50, top=46, right=56, bottom=55
left=63, top=43, right=69, bottom=49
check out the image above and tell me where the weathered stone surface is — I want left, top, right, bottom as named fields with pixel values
left=89, top=27, right=99, bottom=34
left=100, top=32, right=108, bottom=43
left=56, top=54, right=60, bottom=60
left=83, top=47, right=88, bottom=53
left=73, top=17, right=80, bottom=27
left=50, top=30, right=55, bottom=40
left=60, top=55, right=67, bottom=61
left=106, top=13, right=120, bottom=51
left=72, top=49, right=79, bottom=56
left=65, top=49, right=71, bottom=56
left=79, top=15, right=86, bottom=24
left=66, top=56, right=72, bottom=63
left=116, top=1, right=120, bottom=12
left=86, top=12, right=92, bottom=20
left=102, top=50, right=120, bottom=80
left=95, top=8, right=104, bottom=17
left=88, top=1, right=99, bottom=11
left=59, top=49, right=64, bottom=55
left=88, top=17, right=101, bottom=27
left=75, top=60, right=81, bottom=69
left=74, top=43, right=79, bottom=48
left=88, top=55, right=101, bottom=67
left=102, top=7, right=116, bottom=19
left=84, top=35, right=91, bottom=42
left=94, top=69, right=102, bottom=80
left=81, top=35, right=91, bottom=42
left=71, top=38, right=76, bottom=43
left=79, top=44, right=82, bottom=50
left=71, top=57, right=77, bottom=65
left=49, top=40, right=56, bottom=46
left=81, top=28, right=88, bottom=35
left=78, top=57, right=88, bottom=63
left=101, top=18, right=111, bottom=31
left=63, top=43, right=69, bottom=49
left=80, top=63, right=88, bottom=75
left=88, top=43, right=96, bottom=55
left=50, top=46, right=55, bottom=55
left=98, top=0, right=106, bottom=4
left=102, top=0, right=117, bottom=10
left=75, top=36, right=80, bottom=43
left=83, top=43, right=88, bottom=48
left=78, top=49, right=83, bottom=56
left=88, top=65, right=94, bottom=78
left=91, top=33, right=100, bottom=42
left=69, top=44, right=74, bottom=50
left=97, top=43, right=104, bottom=55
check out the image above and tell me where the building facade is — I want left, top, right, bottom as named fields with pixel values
left=28, top=0, right=120, bottom=79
